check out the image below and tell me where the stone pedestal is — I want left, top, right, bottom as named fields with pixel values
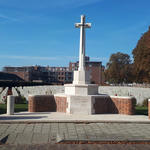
left=64, top=83, right=98, bottom=114
left=66, top=95, right=95, bottom=115
left=7, top=96, right=15, bottom=115
left=64, top=84, right=98, bottom=96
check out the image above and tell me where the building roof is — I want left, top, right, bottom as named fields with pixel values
left=0, top=72, right=24, bottom=81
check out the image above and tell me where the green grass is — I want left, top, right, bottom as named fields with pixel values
left=0, top=104, right=148, bottom=115
left=135, top=106, right=148, bottom=115
left=0, top=103, right=28, bottom=114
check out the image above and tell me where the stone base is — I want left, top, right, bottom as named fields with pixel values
left=66, top=95, right=94, bottom=115
left=64, top=84, right=98, bottom=96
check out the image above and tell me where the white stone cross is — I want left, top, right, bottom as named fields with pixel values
left=75, top=15, right=91, bottom=71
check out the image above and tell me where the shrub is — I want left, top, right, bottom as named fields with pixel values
left=15, top=96, right=27, bottom=104
left=142, top=98, right=148, bottom=107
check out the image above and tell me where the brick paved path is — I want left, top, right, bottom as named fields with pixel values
left=1, top=144, right=150, bottom=150
left=0, top=123, right=150, bottom=145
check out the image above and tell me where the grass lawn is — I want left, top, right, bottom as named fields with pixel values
left=0, top=104, right=148, bottom=115
left=0, top=103, right=28, bottom=115
left=135, top=106, right=148, bottom=115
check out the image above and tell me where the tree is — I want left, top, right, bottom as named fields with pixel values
left=105, top=52, right=132, bottom=84
left=132, top=27, right=150, bottom=83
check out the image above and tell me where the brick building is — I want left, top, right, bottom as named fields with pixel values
left=3, top=66, right=32, bottom=82
left=69, top=56, right=105, bottom=85
left=47, top=67, right=73, bottom=84
left=3, top=56, right=104, bottom=85
left=3, top=66, right=73, bottom=84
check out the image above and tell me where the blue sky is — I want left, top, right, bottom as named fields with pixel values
left=0, top=0, right=150, bottom=70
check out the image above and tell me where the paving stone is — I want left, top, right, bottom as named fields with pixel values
left=33, top=123, right=42, bottom=133
left=42, top=123, right=50, bottom=134
left=15, top=133, right=33, bottom=145
left=14, top=124, right=26, bottom=133
left=0, top=122, right=150, bottom=145
left=1, top=144, right=150, bottom=150
left=58, top=123, right=68, bottom=139
left=32, top=133, right=49, bottom=144
left=67, top=123, right=78, bottom=140
left=23, top=124, right=34, bottom=133
left=5, top=124, right=18, bottom=134
left=0, top=124, right=10, bottom=135
left=75, top=124, right=87, bottom=140
left=6, top=133, right=18, bottom=144
left=49, top=123, right=59, bottom=142
left=83, top=124, right=97, bottom=140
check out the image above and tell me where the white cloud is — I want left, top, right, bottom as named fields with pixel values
left=0, top=55, right=57, bottom=60
left=0, top=55, right=77, bottom=61
left=0, top=14, right=19, bottom=22
left=54, top=0, right=103, bottom=8
left=91, top=56, right=108, bottom=61
left=0, top=0, right=104, bottom=10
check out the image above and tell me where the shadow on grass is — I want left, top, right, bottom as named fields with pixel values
left=0, top=116, right=47, bottom=120
left=135, top=106, right=148, bottom=116
left=0, top=104, right=28, bottom=115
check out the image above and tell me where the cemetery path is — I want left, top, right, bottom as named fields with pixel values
left=0, top=143, right=150, bottom=150
left=0, top=112, right=150, bottom=123
left=0, top=122, right=150, bottom=150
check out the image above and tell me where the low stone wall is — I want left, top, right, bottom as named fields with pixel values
left=94, top=96, right=136, bottom=115
left=55, top=96, right=67, bottom=113
left=29, top=94, right=135, bottom=115
left=28, top=95, right=67, bottom=113
left=28, top=95, right=56, bottom=112
left=99, top=86, right=150, bottom=105
left=111, top=96, right=136, bottom=115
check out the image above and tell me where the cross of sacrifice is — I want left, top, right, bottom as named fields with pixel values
left=75, top=15, right=91, bottom=71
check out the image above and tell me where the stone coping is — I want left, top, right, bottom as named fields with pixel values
left=54, top=93, right=67, bottom=97
left=110, top=96, right=135, bottom=99
left=55, top=93, right=109, bottom=97
left=64, top=84, right=98, bottom=87
left=28, top=94, right=135, bottom=99
left=28, top=94, right=54, bottom=97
